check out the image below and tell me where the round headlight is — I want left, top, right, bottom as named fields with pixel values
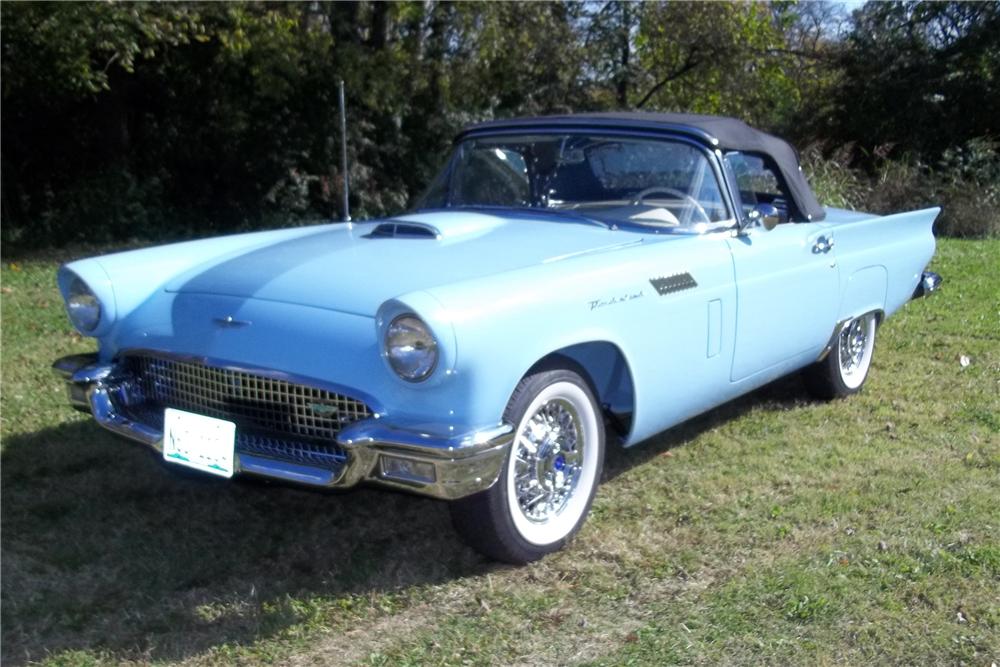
left=66, top=275, right=102, bottom=332
left=385, top=315, right=438, bottom=381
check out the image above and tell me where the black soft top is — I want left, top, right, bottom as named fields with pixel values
left=460, top=112, right=825, bottom=222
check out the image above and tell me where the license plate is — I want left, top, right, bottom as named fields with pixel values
left=163, top=408, right=236, bottom=478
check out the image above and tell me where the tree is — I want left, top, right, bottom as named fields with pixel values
left=4, top=0, right=992, bottom=250
left=826, top=1, right=1000, bottom=160
left=633, top=1, right=799, bottom=128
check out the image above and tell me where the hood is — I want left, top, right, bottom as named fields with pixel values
left=166, top=211, right=641, bottom=316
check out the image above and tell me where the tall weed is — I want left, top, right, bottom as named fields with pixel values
left=804, top=140, right=1000, bottom=238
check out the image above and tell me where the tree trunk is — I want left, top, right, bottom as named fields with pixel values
left=616, top=1, right=630, bottom=108
left=368, top=1, right=389, bottom=50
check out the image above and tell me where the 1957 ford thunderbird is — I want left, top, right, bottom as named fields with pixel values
left=54, top=112, right=941, bottom=563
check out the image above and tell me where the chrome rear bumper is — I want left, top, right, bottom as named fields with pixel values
left=912, top=270, right=943, bottom=299
left=53, top=355, right=511, bottom=500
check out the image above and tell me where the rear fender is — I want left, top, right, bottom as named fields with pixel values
left=828, top=207, right=939, bottom=321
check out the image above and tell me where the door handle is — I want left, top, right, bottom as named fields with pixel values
left=813, top=236, right=835, bottom=254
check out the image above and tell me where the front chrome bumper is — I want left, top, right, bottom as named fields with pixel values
left=53, top=355, right=511, bottom=500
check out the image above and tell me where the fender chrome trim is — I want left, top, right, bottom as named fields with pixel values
left=816, top=309, right=884, bottom=363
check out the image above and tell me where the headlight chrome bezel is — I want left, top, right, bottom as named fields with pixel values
left=384, top=314, right=439, bottom=382
left=66, top=274, right=102, bottom=333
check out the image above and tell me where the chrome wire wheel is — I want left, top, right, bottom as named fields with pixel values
left=504, top=379, right=601, bottom=546
left=449, top=366, right=605, bottom=563
left=512, top=398, right=584, bottom=524
left=837, top=312, right=876, bottom=390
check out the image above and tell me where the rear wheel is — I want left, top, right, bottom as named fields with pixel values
left=450, top=366, right=605, bottom=564
left=806, top=312, right=878, bottom=399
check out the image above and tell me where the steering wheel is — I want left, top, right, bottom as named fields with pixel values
left=631, top=187, right=711, bottom=224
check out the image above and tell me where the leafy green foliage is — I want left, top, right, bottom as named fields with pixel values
left=821, top=1, right=1000, bottom=160
left=632, top=2, right=798, bottom=125
left=804, top=139, right=1000, bottom=237
left=1, top=1, right=998, bottom=250
left=1, top=2, right=203, bottom=97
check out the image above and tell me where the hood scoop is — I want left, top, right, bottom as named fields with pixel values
left=365, top=221, right=440, bottom=240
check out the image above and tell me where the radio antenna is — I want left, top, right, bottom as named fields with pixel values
left=339, top=79, right=351, bottom=222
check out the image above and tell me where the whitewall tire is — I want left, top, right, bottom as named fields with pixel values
left=450, top=363, right=605, bottom=563
left=807, top=312, right=878, bottom=399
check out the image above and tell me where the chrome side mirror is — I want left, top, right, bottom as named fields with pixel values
left=747, top=203, right=781, bottom=231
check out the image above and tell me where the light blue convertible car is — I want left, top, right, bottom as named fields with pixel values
left=54, top=113, right=941, bottom=563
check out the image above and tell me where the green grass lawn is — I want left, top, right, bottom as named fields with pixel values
left=2, top=239, right=997, bottom=666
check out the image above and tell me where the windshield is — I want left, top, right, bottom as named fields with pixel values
left=416, top=133, right=733, bottom=231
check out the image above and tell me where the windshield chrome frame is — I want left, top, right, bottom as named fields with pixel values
left=413, top=128, right=740, bottom=235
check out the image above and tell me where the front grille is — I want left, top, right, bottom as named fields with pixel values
left=115, top=355, right=373, bottom=469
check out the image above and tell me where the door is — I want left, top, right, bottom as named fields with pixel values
left=722, top=151, right=839, bottom=382
left=726, top=223, right=839, bottom=382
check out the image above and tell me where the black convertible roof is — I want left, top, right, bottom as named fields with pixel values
left=459, top=112, right=826, bottom=222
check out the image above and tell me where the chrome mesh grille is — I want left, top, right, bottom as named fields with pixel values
left=116, top=355, right=372, bottom=468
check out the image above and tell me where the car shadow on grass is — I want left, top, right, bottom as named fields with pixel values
left=1, top=372, right=816, bottom=664
left=0, top=419, right=491, bottom=664
left=602, top=371, right=815, bottom=480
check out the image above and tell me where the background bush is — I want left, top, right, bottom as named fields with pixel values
left=2, top=1, right=998, bottom=253
left=804, top=139, right=1000, bottom=238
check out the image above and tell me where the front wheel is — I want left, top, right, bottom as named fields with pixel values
left=806, top=312, right=878, bottom=399
left=450, top=366, right=605, bottom=564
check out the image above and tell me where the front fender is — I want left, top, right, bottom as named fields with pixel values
left=59, top=225, right=335, bottom=350
left=409, top=233, right=738, bottom=446
left=424, top=269, right=641, bottom=430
